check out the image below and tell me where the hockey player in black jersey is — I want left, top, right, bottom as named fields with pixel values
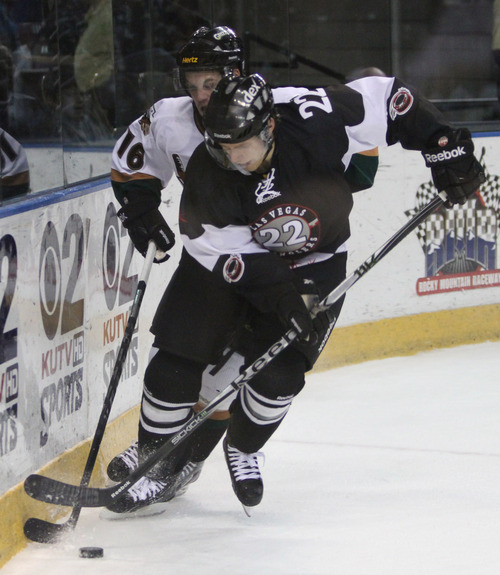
left=107, top=26, right=380, bottom=516
left=110, top=70, right=483, bottom=513
left=174, top=74, right=484, bottom=508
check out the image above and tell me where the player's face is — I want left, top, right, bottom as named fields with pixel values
left=220, top=135, right=270, bottom=173
left=184, top=71, right=223, bottom=116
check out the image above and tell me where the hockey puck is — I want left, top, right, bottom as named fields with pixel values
left=79, top=546, right=104, bottom=559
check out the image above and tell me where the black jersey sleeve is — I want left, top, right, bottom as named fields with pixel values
left=385, top=78, right=455, bottom=150
left=214, top=251, right=297, bottom=313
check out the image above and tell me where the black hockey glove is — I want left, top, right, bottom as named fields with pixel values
left=422, top=128, right=485, bottom=208
left=118, top=206, right=175, bottom=263
left=275, top=278, right=318, bottom=341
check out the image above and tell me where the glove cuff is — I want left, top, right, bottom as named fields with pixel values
left=118, top=204, right=157, bottom=229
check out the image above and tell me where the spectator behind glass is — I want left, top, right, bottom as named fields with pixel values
left=74, top=0, right=115, bottom=133
left=493, top=0, right=500, bottom=100
left=0, top=42, right=13, bottom=129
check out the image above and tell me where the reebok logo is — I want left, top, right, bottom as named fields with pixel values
left=424, top=146, right=466, bottom=164
left=254, top=168, right=281, bottom=204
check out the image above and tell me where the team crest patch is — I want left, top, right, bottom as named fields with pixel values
left=389, top=87, right=414, bottom=120
left=250, top=204, right=320, bottom=256
left=223, top=254, right=245, bottom=283
left=254, top=169, right=281, bottom=204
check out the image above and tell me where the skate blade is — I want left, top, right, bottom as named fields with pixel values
left=242, top=504, right=253, bottom=517
left=99, top=501, right=170, bottom=521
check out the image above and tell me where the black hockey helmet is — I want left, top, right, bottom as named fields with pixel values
left=203, top=74, right=275, bottom=171
left=204, top=73, right=274, bottom=143
left=174, top=26, right=245, bottom=90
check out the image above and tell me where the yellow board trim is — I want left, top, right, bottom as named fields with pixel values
left=1, top=304, right=498, bottom=568
left=0, top=406, right=140, bottom=567
left=314, top=304, right=500, bottom=372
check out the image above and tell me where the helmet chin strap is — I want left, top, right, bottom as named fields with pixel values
left=235, top=166, right=252, bottom=175
left=252, top=133, right=275, bottom=175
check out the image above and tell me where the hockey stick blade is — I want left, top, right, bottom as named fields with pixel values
left=24, top=474, right=113, bottom=507
left=23, top=517, right=74, bottom=543
left=22, top=194, right=445, bottom=511
left=21, top=362, right=260, bottom=508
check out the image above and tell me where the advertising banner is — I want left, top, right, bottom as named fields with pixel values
left=340, top=135, right=500, bottom=326
left=0, top=179, right=181, bottom=493
left=1, top=134, right=499, bottom=494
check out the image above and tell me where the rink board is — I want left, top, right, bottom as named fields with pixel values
left=1, top=135, right=499, bottom=566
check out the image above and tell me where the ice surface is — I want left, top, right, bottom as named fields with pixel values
left=5, top=341, right=500, bottom=575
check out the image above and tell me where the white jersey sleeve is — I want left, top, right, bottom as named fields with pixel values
left=342, top=76, right=396, bottom=166
left=0, top=129, right=29, bottom=179
left=111, top=96, right=205, bottom=188
left=272, top=86, right=309, bottom=103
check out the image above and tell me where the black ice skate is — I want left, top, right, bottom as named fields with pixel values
left=107, top=441, right=139, bottom=482
left=223, top=438, right=264, bottom=512
left=107, top=441, right=204, bottom=492
left=102, top=458, right=205, bottom=519
left=103, top=475, right=178, bottom=518
left=175, top=460, right=205, bottom=496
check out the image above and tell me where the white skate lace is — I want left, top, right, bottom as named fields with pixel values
left=127, top=476, right=167, bottom=502
left=226, top=444, right=264, bottom=481
left=118, top=441, right=138, bottom=469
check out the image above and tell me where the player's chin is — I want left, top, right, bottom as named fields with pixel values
left=242, top=160, right=263, bottom=173
left=235, top=162, right=251, bottom=170
left=233, top=162, right=256, bottom=174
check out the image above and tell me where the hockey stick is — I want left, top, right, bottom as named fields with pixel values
left=23, top=241, right=157, bottom=543
left=24, top=192, right=445, bottom=509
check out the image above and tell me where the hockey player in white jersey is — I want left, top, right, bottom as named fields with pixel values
left=108, top=27, right=247, bottom=513
left=107, top=26, right=379, bottom=515
left=0, top=128, right=30, bottom=200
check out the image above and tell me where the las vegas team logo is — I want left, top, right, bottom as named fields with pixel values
left=250, top=203, right=320, bottom=256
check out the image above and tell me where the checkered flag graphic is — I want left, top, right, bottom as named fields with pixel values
left=405, top=179, right=438, bottom=250
left=406, top=147, right=500, bottom=251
